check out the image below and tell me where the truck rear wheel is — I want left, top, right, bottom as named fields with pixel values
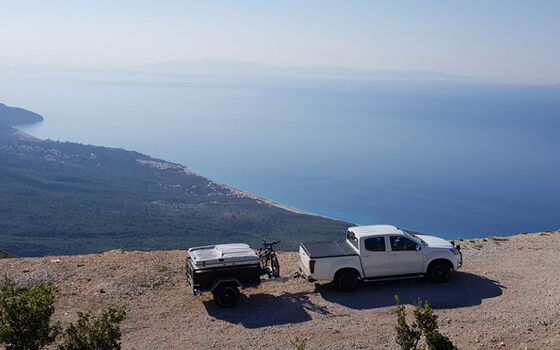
left=334, top=269, right=360, bottom=292
left=213, top=284, right=240, bottom=308
left=428, top=261, right=452, bottom=283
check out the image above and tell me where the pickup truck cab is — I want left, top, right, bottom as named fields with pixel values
left=299, top=225, right=462, bottom=291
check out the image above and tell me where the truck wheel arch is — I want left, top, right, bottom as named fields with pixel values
left=333, top=268, right=361, bottom=292
left=426, top=259, right=453, bottom=283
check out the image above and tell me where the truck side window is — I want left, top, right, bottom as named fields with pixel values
left=364, top=237, right=386, bottom=252
left=390, top=236, right=417, bottom=251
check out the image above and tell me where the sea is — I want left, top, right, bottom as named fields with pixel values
left=1, top=67, right=559, bottom=239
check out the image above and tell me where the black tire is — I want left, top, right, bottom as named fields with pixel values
left=334, top=269, right=360, bottom=292
left=212, top=284, right=240, bottom=308
left=428, top=261, right=452, bottom=283
left=270, top=256, right=280, bottom=277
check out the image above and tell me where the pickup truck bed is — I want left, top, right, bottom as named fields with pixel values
left=301, top=240, right=357, bottom=258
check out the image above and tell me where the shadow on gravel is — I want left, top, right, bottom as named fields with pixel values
left=317, top=272, right=504, bottom=310
left=204, top=291, right=330, bottom=328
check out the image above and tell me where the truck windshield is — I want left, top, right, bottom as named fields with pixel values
left=402, top=229, right=427, bottom=246
left=346, top=231, right=359, bottom=250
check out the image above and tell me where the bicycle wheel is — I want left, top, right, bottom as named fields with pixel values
left=270, top=255, right=280, bottom=277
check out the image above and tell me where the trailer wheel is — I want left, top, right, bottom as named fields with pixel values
left=213, top=284, right=240, bottom=308
left=334, top=269, right=360, bottom=292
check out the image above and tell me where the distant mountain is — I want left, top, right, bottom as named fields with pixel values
left=135, top=59, right=465, bottom=81
left=0, top=105, right=351, bottom=257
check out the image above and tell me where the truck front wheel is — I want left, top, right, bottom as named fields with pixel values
left=334, top=269, right=360, bottom=292
left=428, top=261, right=452, bottom=283
left=213, top=284, right=240, bottom=308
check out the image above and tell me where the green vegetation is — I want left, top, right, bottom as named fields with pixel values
left=394, top=295, right=456, bottom=350
left=488, top=236, right=509, bottom=242
left=157, top=266, right=168, bottom=273
left=290, top=337, right=307, bottom=350
left=0, top=281, right=60, bottom=350
left=0, top=250, right=16, bottom=259
left=0, top=125, right=351, bottom=257
left=58, top=308, right=126, bottom=350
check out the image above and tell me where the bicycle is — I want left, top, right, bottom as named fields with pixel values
left=259, top=240, right=280, bottom=278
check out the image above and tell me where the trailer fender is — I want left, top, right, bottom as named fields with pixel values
left=209, top=278, right=243, bottom=292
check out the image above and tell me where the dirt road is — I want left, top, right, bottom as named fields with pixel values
left=1, top=231, right=559, bottom=349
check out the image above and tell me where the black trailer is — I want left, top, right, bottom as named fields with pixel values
left=186, top=243, right=264, bottom=307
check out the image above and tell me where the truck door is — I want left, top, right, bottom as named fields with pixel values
left=360, top=236, right=389, bottom=277
left=388, top=236, right=423, bottom=275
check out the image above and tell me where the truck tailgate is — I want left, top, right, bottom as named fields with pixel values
left=301, top=240, right=358, bottom=259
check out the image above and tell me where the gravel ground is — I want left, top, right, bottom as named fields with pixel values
left=1, top=231, right=559, bottom=349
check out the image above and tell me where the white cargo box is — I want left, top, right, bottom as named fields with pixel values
left=188, top=243, right=260, bottom=268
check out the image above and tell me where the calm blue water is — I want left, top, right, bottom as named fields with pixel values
left=1, top=68, right=559, bottom=239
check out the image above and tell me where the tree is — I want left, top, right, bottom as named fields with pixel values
left=0, top=282, right=60, bottom=350
left=58, top=307, right=126, bottom=350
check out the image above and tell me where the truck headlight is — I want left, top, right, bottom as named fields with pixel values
left=449, top=247, right=459, bottom=255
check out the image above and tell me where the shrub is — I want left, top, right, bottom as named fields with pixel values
left=394, top=295, right=456, bottom=350
left=290, top=336, right=307, bottom=350
left=0, top=250, right=16, bottom=259
left=58, top=307, right=126, bottom=350
left=0, top=281, right=60, bottom=350
left=413, top=300, right=455, bottom=350
left=395, top=296, right=421, bottom=350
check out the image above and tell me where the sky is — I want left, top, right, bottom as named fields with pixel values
left=1, top=0, right=559, bottom=81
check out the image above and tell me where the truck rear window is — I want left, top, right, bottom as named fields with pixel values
left=346, top=231, right=359, bottom=250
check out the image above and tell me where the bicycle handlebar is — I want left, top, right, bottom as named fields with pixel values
left=262, top=239, right=281, bottom=246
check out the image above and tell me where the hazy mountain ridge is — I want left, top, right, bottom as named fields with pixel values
left=134, top=59, right=466, bottom=81
left=0, top=104, right=351, bottom=257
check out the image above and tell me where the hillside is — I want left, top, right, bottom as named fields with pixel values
left=0, top=250, right=16, bottom=259
left=0, top=104, right=351, bottom=257
left=0, top=103, right=43, bottom=126
left=1, top=231, right=559, bottom=349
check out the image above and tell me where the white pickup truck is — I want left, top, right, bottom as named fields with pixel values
left=299, top=225, right=462, bottom=291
